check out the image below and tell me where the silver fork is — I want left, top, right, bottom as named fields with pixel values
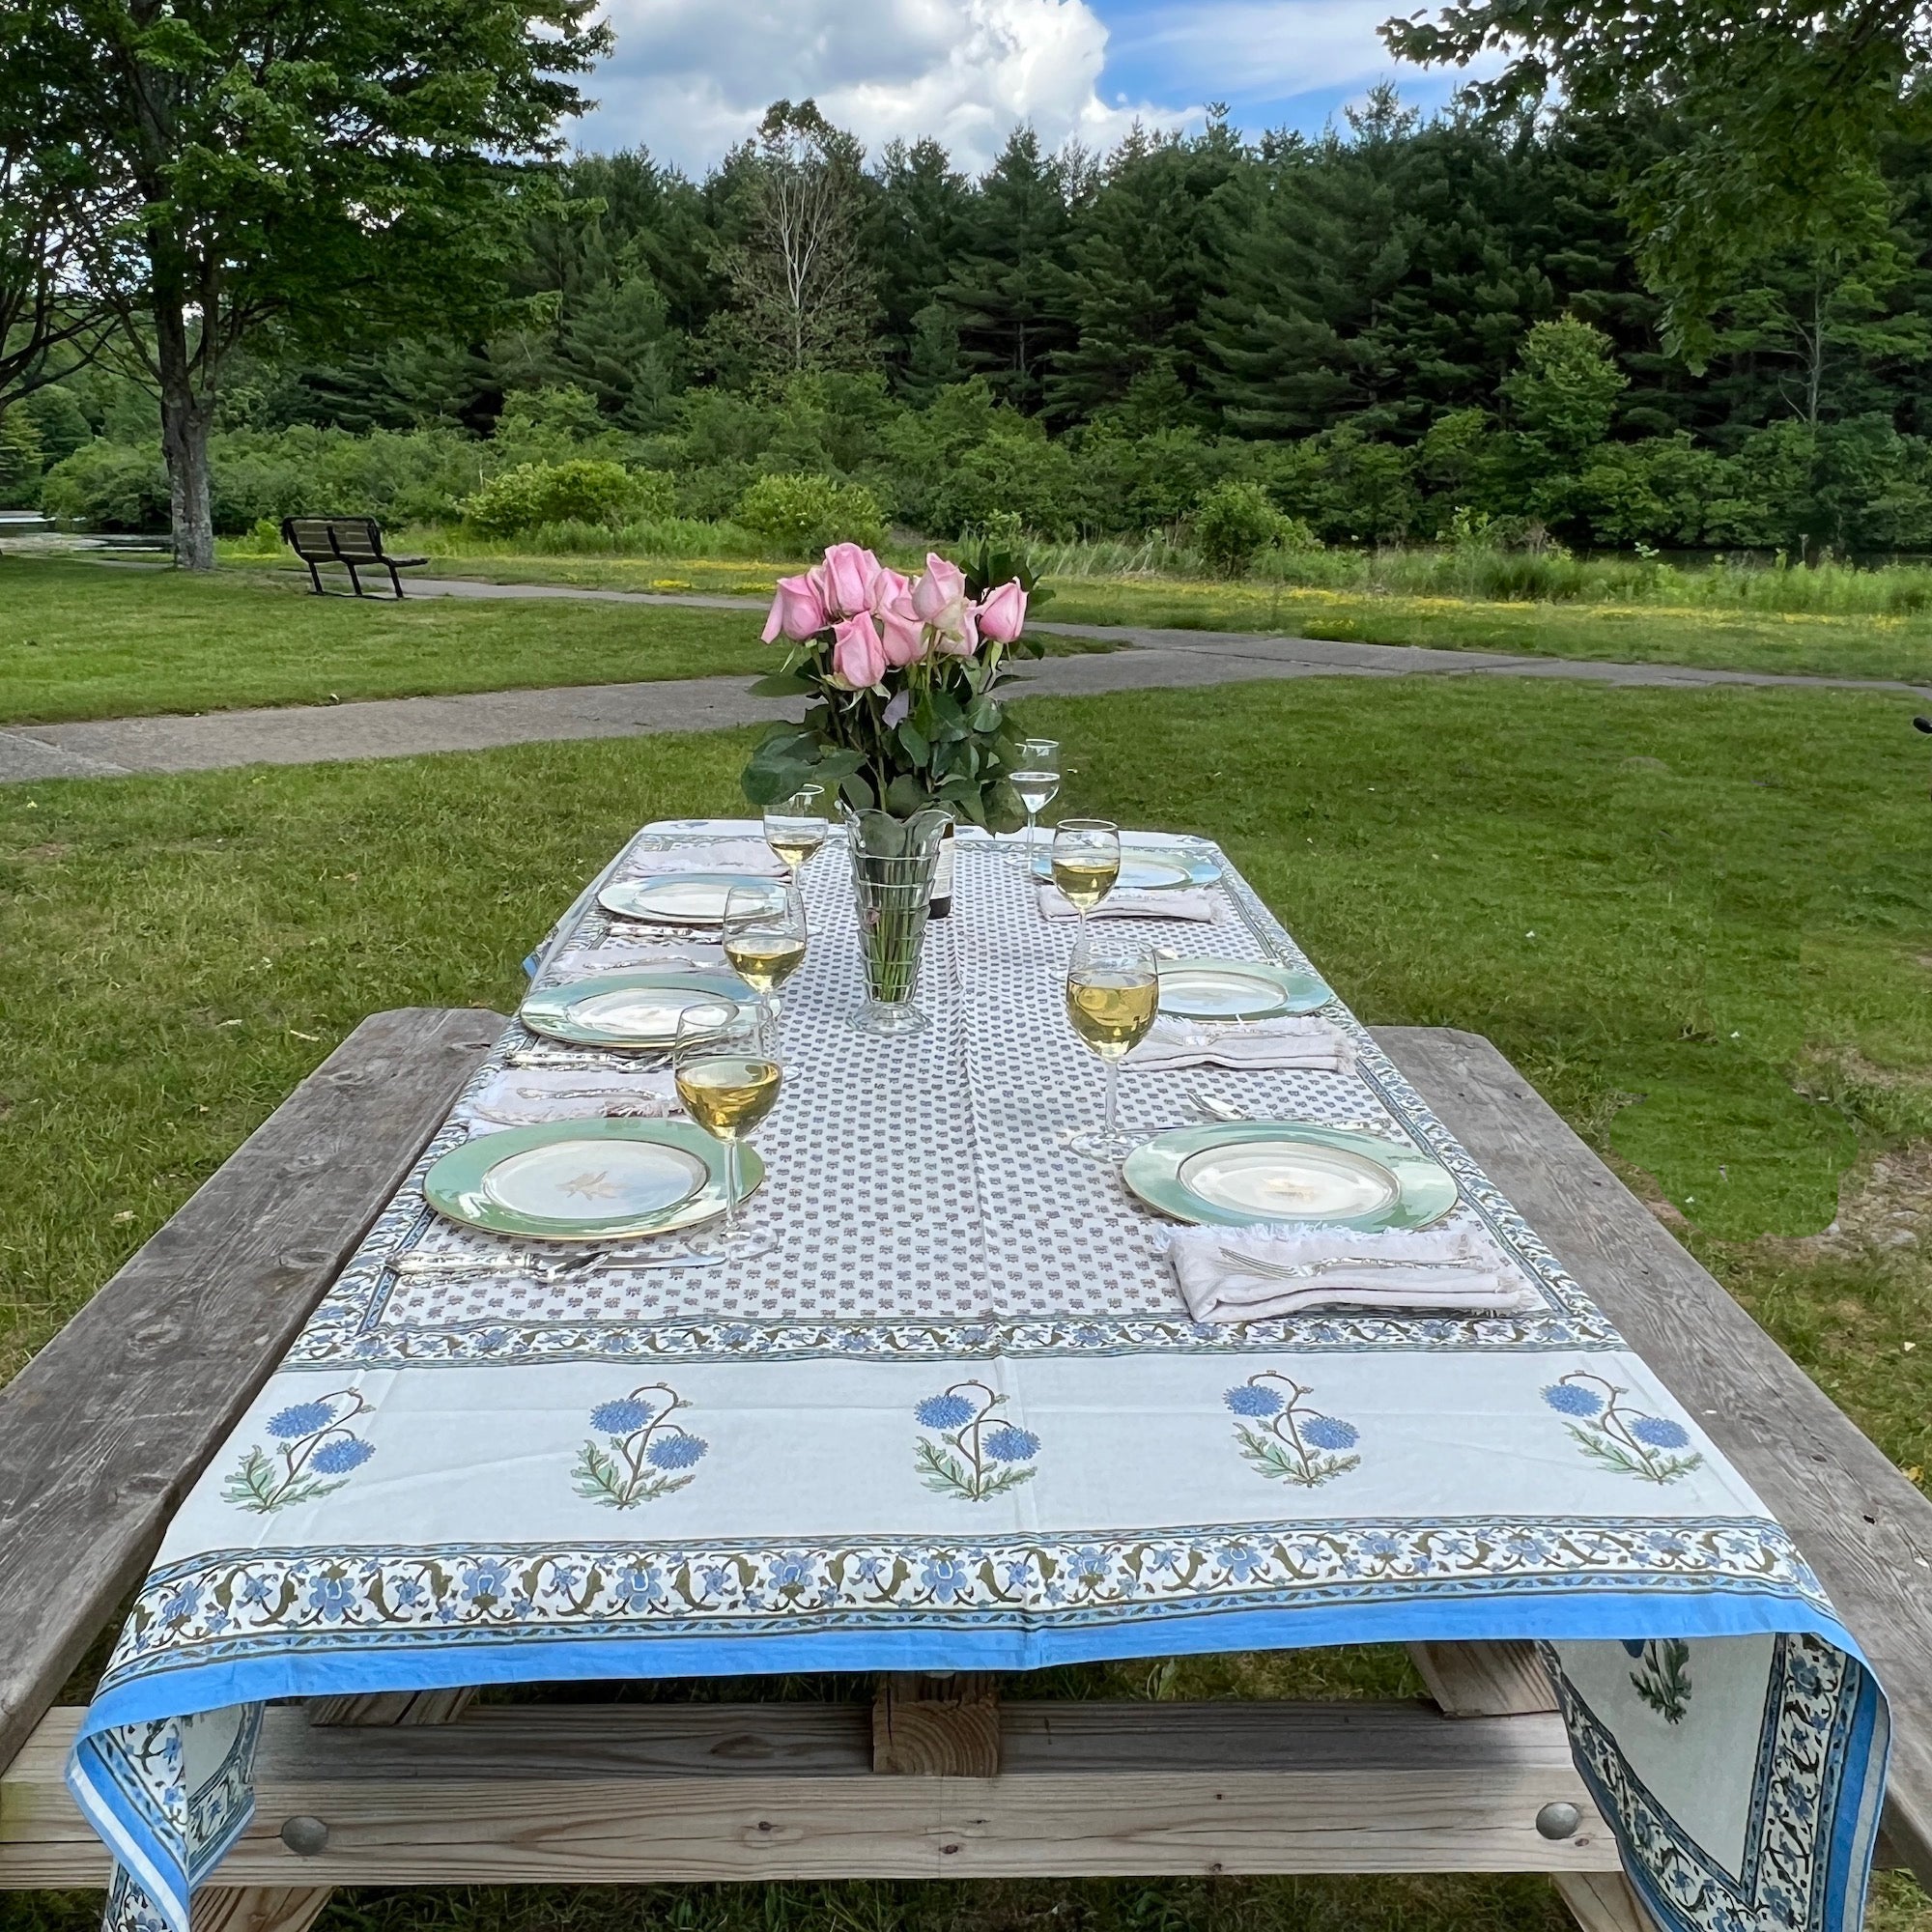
left=395, top=1250, right=725, bottom=1282
left=1216, top=1246, right=1468, bottom=1281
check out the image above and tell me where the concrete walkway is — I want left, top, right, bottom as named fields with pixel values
left=6, top=574, right=1927, bottom=782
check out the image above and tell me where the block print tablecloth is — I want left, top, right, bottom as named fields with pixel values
left=70, top=824, right=1889, bottom=1932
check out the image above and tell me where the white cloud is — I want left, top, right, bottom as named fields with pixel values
left=571, top=0, right=1198, bottom=174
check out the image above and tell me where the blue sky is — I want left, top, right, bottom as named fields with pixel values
left=571, top=0, right=1480, bottom=175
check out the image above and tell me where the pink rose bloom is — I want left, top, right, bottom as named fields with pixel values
left=821, top=542, right=882, bottom=620
left=879, top=597, right=927, bottom=668
left=910, top=554, right=967, bottom=624
left=975, top=579, right=1028, bottom=643
left=930, top=603, right=979, bottom=657
left=761, top=572, right=827, bottom=643
left=831, top=611, right=888, bottom=690
left=869, top=566, right=911, bottom=614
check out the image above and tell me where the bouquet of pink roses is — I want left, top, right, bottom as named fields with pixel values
left=740, top=539, right=1047, bottom=828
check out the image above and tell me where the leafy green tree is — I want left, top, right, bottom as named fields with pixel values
left=1707, top=208, right=1932, bottom=430
left=1501, top=316, right=1628, bottom=455
left=1383, top=0, right=1930, bottom=362
left=707, top=100, right=877, bottom=388
left=0, top=41, right=110, bottom=412
left=11, top=0, right=608, bottom=567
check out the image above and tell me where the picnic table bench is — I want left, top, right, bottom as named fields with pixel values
left=279, top=518, right=427, bottom=600
left=1, top=1009, right=1926, bottom=1932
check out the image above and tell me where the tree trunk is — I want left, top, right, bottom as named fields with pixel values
left=154, top=293, right=214, bottom=570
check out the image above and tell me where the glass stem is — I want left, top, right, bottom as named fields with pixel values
left=1104, top=1056, right=1121, bottom=1140
left=1026, top=810, right=1037, bottom=873
left=723, top=1137, right=740, bottom=1238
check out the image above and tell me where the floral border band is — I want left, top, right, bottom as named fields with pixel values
left=100, top=1515, right=1827, bottom=1696
left=1551, top=1632, right=1868, bottom=1932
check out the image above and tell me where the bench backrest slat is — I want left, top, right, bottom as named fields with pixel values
left=280, top=516, right=389, bottom=562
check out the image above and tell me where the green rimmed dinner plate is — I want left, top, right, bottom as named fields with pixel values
left=1156, top=956, right=1333, bottom=1021
left=519, top=969, right=752, bottom=1049
left=424, top=1118, right=763, bottom=1241
left=1030, top=846, right=1222, bottom=892
left=1122, top=1122, right=1458, bottom=1231
left=600, top=871, right=789, bottom=926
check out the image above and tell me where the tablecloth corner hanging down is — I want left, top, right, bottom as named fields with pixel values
left=68, top=820, right=1889, bottom=1932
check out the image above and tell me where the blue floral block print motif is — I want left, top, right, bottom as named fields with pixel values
left=1226, top=1373, right=1361, bottom=1488
left=221, top=1391, right=375, bottom=1514
left=914, top=1381, right=1040, bottom=1500
left=573, top=1383, right=708, bottom=1509
left=1545, top=1370, right=1704, bottom=1484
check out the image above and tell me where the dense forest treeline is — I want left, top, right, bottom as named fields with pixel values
left=15, top=90, right=1932, bottom=558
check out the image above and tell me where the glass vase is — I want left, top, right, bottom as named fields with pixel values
left=843, top=805, right=951, bottom=1036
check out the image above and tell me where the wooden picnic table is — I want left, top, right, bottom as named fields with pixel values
left=0, top=1009, right=1926, bottom=1932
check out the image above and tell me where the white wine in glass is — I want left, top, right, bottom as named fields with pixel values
left=1065, top=929, right=1158, bottom=1162
left=674, top=1004, right=781, bottom=1259
left=1010, top=737, right=1060, bottom=874
left=1051, top=817, right=1121, bottom=918
left=722, top=883, right=808, bottom=1005
left=763, top=785, right=829, bottom=879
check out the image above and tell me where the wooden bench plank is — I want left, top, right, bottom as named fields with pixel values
left=0, top=1007, right=501, bottom=1772
left=0, top=1701, right=1621, bottom=1887
left=1375, top=1025, right=1932, bottom=1889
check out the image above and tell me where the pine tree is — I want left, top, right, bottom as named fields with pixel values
left=1202, top=88, right=1430, bottom=436
left=1043, top=116, right=1246, bottom=425
left=867, top=137, right=972, bottom=384
left=941, top=128, right=1084, bottom=411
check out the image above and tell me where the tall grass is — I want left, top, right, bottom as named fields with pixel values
left=1038, top=538, right=1932, bottom=615
left=219, top=511, right=1932, bottom=619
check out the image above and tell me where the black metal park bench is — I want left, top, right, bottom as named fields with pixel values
left=280, top=517, right=428, bottom=600
left=0, top=1014, right=1927, bottom=1932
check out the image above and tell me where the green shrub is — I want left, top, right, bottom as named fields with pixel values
left=734, top=470, right=884, bottom=554
left=926, top=426, right=1078, bottom=539
left=40, top=441, right=171, bottom=530
left=463, top=459, right=649, bottom=537
left=1192, top=480, right=1302, bottom=575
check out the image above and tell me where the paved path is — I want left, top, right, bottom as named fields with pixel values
left=5, top=575, right=1926, bottom=782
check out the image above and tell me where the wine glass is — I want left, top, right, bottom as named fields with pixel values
left=1009, top=738, right=1060, bottom=876
left=673, top=1002, right=782, bottom=1260
left=1051, top=817, right=1121, bottom=923
left=722, top=881, right=808, bottom=1025
left=763, top=785, right=829, bottom=882
left=1064, top=928, right=1159, bottom=1162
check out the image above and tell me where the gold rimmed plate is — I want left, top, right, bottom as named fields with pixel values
left=1122, top=1122, right=1458, bottom=1231
left=1156, top=956, right=1333, bottom=1021
left=519, top=970, right=752, bottom=1050
left=600, top=871, right=789, bottom=926
left=424, top=1118, right=763, bottom=1241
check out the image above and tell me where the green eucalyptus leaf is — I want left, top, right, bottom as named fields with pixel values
left=748, top=669, right=819, bottom=698
left=885, top=773, right=930, bottom=817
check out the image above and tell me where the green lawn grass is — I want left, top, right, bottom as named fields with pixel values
left=0, top=559, right=775, bottom=724
left=2, top=672, right=1929, bottom=1932
left=0, top=559, right=1112, bottom=724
